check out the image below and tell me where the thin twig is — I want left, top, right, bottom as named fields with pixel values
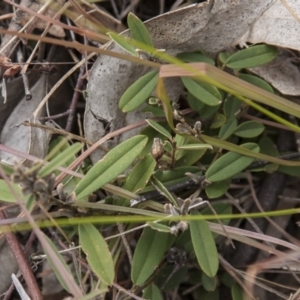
left=65, top=65, right=85, bottom=132
left=0, top=210, right=42, bottom=300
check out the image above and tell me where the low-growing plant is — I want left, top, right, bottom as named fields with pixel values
left=1, top=10, right=300, bottom=300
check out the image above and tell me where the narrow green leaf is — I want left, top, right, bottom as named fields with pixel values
left=226, top=44, right=278, bottom=69
left=231, top=283, right=244, bottom=300
left=127, top=12, right=153, bottom=47
left=206, top=143, right=260, bottom=182
left=39, top=143, right=82, bottom=177
left=119, top=71, right=159, bottom=112
left=151, top=167, right=202, bottom=191
left=257, top=136, right=279, bottom=173
left=210, top=113, right=226, bottom=129
left=189, top=211, right=219, bottom=277
left=202, top=134, right=300, bottom=166
left=143, top=284, right=164, bottom=300
left=147, top=222, right=171, bottom=233
left=177, top=52, right=215, bottom=65
left=218, top=51, right=231, bottom=65
left=156, top=78, right=175, bottom=131
left=205, top=179, right=231, bottom=199
left=182, top=77, right=221, bottom=106
left=79, top=224, right=114, bottom=285
left=74, top=135, right=148, bottom=199
left=203, top=289, right=219, bottom=300
left=146, top=119, right=172, bottom=139
left=187, top=91, right=204, bottom=112
left=174, top=136, right=207, bottom=167
left=219, top=118, right=237, bottom=140
left=223, top=95, right=242, bottom=118
left=131, top=227, right=175, bottom=285
left=238, top=74, right=273, bottom=93
left=202, top=273, right=217, bottom=291
left=0, top=180, right=22, bottom=203
left=122, top=153, right=156, bottom=194
left=151, top=176, right=178, bottom=207
left=234, top=121, right=265, bottom=138
left=278, top=165, right=300, bottom=177
left=177, top=144, right=213, bottom=150
left=107, top=32, right=137, bottom=56
left=0, top=162, right=13, bottom=176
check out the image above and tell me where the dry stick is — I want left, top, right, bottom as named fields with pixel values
left=117, top=223, right=133, bottom=265
left=20, top=0, right=71, bottom=75
left=4, top=0, right=109, bottom=43
left=0, top=210, right=43, bottom=300
left=219, top=255, right=255, bottom=300
left=246, top=171, right=300, bottom=286
left=229, top=130, right=293, bottom=267
left=65, top=65, right=85, bottom=132
left=246, top=172, right=300, bottom=248
left=3, top=231, right=36, bottom=300
left=243, top=114, right=293, bottom=132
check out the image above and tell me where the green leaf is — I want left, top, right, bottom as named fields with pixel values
left=107, top=32, right=137, bottom=56
left=127, top=12, right=153, bottom=47
left=146, top=119, right=172, bottom=139
left=218, top=51, right=231, bottom=65
left=151, top=176, right=178, bottom=207
left=147, top=222, right=171, bottom=233
left=131, top=227, right=175, bottom=285
left=39, top=143, right=82, bottom=177
left=206, top=143, right=260, bottom=182
left=79, top=224, right=114, bottom=285
left=74, top=135, right=148, bottom=199
left=210, top=113, right=226, bottom=129
left=187, top=91, right=204, bottom=112
left=177, top=51, right=215, bottom=65
left=174, top=135, right=207, bottom=167
left=156, top=266, right=188, bottom=292
left=231, top=283, right=244, bottom=300
left=189, top=211, right=219, bottom=277
left=119, top=71, right=159, bottom=112
left=122, top=153, right=156, bottom=194
left=223, top=95, right=242, bottom=118
left=234, top=121, right=265, bottom=138
left=226, top=44, right=278, bottom=69
left=176, top=144, right=213, bottom=150
left=181, top=77, right=221, bottom=106
left=0, top=180, right=22, bottom=203
left=205, top=179, right=231, bottom=199
left=143, top=284, right=164, bottom=300
left=202, top=273, right=217, bottom=291
left=256, top=136, right=279, bottom=173
left=238, top=74, right=273, bottom=93
left=219, top=118, right=238, bottom=140
left=0, top=162, right=13, bottom=176
left=278, top=165, right=300, bottom=177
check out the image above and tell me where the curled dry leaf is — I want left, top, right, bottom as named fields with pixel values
left=0, top=74, right=51, bottom=165
left=86, top=0, right=276, bottom=163
left=250, top=49, right=300, bottom=96
left=239, top=0, right=300, bottom=95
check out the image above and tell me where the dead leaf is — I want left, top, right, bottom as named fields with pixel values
left=0, top=47, right=74, bottom=166
left=85, top=0, right=277, bottom=163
